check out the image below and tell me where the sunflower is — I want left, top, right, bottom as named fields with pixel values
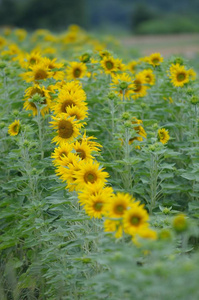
left=115, top=58, right=126, bottom=71
left=20, top=50, right=42, bottom=69
left=132, top=226, right=157, bottom=246
left=8, top=120, right=20, bottom=136
left=52, top=88, right=87, bottom=115
left=111, top=73, right=135, bottom=100
left=139, top=69, right=155, bottom=86
left=105, top=192, right=134, bottom=218
left=0, top=36, right=6, bottom=49
left=83, top=193, right=109, bottom=219
left=123, top=202, right=149, bottom=236
left=66, top=61, right=87, bottom=80
left=23, top=85, right=51, bottom=116
left=158, top=128, right=170, bottom=144
left=78, top=131, right=102, bottom=152
left=78, top=182, right=113, bottom=207
left=127, top=60, right=139, bottom=74
left=61, top=81, right=86, bottom=96
left=21, top=62, right=53, bottom=83
left=104, top=219, right=123, bottom=238
left=50, top=114, right=83, bottom=145
left=148, top=53, right=164, bottom=67
left=14, top=29, right=27, bottom=41
left=57, top=154, right=81, bottom=192
left=129, top=117, right=147, bottom=146
left=51, top=143, right=73, bottom=166
left=132, top=73, right=148, bottom=100
left=101, top=56, right=118, bottom=74
left=74, top=159, right=109, bottom=190
left=188, top=68, right=197, bottom=81
left=65, top=105, right=88, bottom=121
left=99, top=50, right=111, bottom=59
left=73, top=140, right=94, bottom=161
left=43, top=57, right=65, bottom=80
left=169, top=63, right=190, bottom=87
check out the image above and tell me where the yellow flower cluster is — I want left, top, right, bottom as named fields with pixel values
left=5, top=25, right=158, bottom=245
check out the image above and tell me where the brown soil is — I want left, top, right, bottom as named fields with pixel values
left=121, top=34, right=199, bottom=58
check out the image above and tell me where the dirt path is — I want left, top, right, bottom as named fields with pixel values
left=121, top=34, right=199, bottom=58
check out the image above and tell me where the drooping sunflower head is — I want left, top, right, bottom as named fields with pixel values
left=132, top=73, right=148, bottom=100
left=148, top=53, right=164, bottom=67
left=50, top=114, right=83, bottom=145
left=129, top=117, right=147, bottom=145
left=8, top=119, right=20, bottom=136
left=66, top=61, right=87, bottom=80
left=158, top=128, right=170, bottom=144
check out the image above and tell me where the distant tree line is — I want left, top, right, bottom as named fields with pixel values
left=0, top=0, right=199, bottom=33
left=0, top=0, right=87, bottom=30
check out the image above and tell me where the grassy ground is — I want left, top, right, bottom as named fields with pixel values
left=121, top=34, right=199, bottom=58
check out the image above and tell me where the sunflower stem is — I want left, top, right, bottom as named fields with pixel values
left=149, top=153, right=159, bottom=214
left=36, top=106, right=44, bottom=159
left=122, top=127, right=132, bottom=192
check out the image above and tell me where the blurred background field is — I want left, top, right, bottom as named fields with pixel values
left=0, top=0, right=199, bottom=58
left=0, top=0, right=199, bottom=34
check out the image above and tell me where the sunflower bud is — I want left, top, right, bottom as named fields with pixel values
left=108, top=92, right=116, bottom=100
left=80, top=53, right=91, bottom=63
left=121, top=112, right=130, bottom=120
left=0, top=122, right=5, bottom=128
left=119, top=81, right=128, bottom=90
left=172, top=214, right=188, bottom=233
left=172, top=57, right=184, bottom=65
left=190, top=95, right=199, bottom=105
left=0, top=61, right=6, bottom=69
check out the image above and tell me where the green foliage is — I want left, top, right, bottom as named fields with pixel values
left=0, top=27, right=199, bottom=299
left=135, top=14, right=199, bottom=34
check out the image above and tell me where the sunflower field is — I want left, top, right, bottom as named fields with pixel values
left=0, top=25, right=199, bottom=300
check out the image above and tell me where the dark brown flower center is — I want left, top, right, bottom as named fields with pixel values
left=58, top=120, right=73, bottom=139
left=93, top=201, right=103, bottom=211
left=34, top=69, right=48, bottom=80
left=152, top=58, right=159, bottom=64
left=105, top=61, right=114, bottom=70
left=13, top=124, right=19, bottom=133
left=134, top=80, right=142, bottom=92
left=114, top=204, right=125, bottom=215
left=73, top=68, right=81, bottom=78
left=177, top=72, right=186, bottom=82
left=60, top=151, right=68, bottom=158
left=130, top=215, right=141, bottom=226
left=76, top=149, right=86, bottom=159
left=84, top=171, right=97, bottom=184
left=61, top=100, right=75, bottom=112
